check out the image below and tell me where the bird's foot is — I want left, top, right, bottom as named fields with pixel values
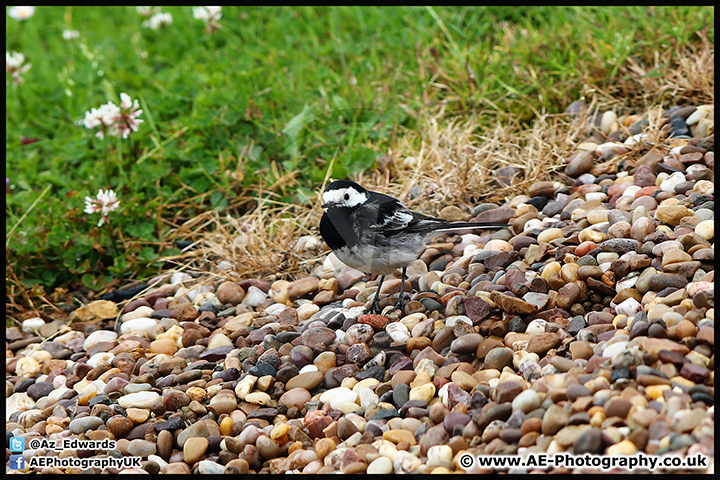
left=364, top=298, right=381, bottom=316
left=388, top=293, right=409, bottom=315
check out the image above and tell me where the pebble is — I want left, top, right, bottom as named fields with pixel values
left=183, top=437, right=208, bottom=464
left=118, top=392, right=160, bottom=409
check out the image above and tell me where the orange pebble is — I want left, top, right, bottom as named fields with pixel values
left=635, top=186, right=660, bottom=198
left=607, top=182, right=633, bottom=197
left=574, top=241, right=597, bottom=257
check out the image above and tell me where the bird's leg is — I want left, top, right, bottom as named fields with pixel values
left=367, top=275, right=385, bottom=315
left=392, top=266, right=408, bottom=313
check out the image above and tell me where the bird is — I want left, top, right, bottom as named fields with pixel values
left=319, top=180, right=509, bottom=314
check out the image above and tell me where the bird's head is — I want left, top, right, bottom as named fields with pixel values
left=322, top=180, right=369, bottom=209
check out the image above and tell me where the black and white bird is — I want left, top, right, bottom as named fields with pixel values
left=319, top=180, right=508, bottom=314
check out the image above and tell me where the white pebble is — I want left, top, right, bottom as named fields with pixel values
left=367, top=456, right=393, bottom=474
left=659, top=171, right=687, bottom=193
left=193, top=291, right=221, bottom=307
left=615, top=297, right=642, bottom=316
left=53, top=375, right=67, bottom=388
left=346, top=306, right=366, bottom=319
left=54, top=330, right=85, bottom=346
left=207, top=333, right=233, bottom=350
left=298, top=364, right=319, bottom=374
left=603, top=341, right=628, bottom=358
left=624, top=133, right=648, bottom=146
left=293, top=235, right=321, bottom=253
left=120, top=317, right=158, bottom=334
left=445, top=316, right=472, bottom=328
left=322, top=252, right=346, bottom=277
left=6, top=392, right=35, bottom=421
left=264, top=303, right=287, bottom=316
left=597, top=252, right=619, bottom=263
left=386, top=322, right=410, bottom=343
left=512, top=389, right=540, bottom=413
left=600, top=111, right=618, bottom=135
left=81, top=379, right=106, bottom=396
left=578, top=141, right=597, bottom=151
left=216, top=260, right=233, bottom=271
left=21, top=317, right=45, bottom=334
left=695, top=220, right=714, bottom=240
left=393, top=450, right=422, bottom=473
left=426, top=444, right=454, bottom=468
left=83, top=330, right=118, bottom=351
left=694, top=180, right=714, bottom=195
left=319, top=387, right=358, bottom=410
left=523, top=218, right=543, bottom=231
left=87, top=352, right=114, bottom=368
left=186, top=285, right=212, bottom=303
left=662, top=311, right=684, bottom=327
left=121, top=306, right=154, bottom=321
left=47, top=387, right=71, bottom=403
left=686, top=281, right=713, bottom=297
left=358, top=387, right=379, bottom=410
left=437, top=383, right=450, bottom=406
left=577, top=173, right=596, bottom=184
left=198, top=460, right=226, bottom=474
left=525, top=319, right=546, bottom=336
left=242, top=286, right=268, bottom=307
left=621, top=185, right=641, bottom=198
left=118, top=391, right=160, bottom=409
left=297, top=303, right=320, bottom=321
left=685, top=105, right=712, bottom=125
left=615, top=275, right=639, bottom=292
left=15, top=357, right=41, bottom=377
left=585, top=192, right=608, bottom=203
left=170, top=272, right=192, bottom=285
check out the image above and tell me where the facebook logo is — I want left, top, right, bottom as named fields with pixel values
left=9, top=455, right=25, bottom=470
left=10, top=436, right=25, bottom=452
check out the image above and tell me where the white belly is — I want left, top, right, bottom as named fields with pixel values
left=334, top=242, right=423, bottom=275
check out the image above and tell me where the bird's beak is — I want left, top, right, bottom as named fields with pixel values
left=321, top=201, right=331, bottom=208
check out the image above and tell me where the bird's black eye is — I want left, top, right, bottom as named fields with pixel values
left=344, top=193, right=350, bottom=201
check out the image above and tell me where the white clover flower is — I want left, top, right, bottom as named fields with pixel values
left=114, top=92, right=144, bottom=139
left=136, top=6, right=160, bottom=17
left=142, top=11, right=172, bottom=29
left=84, top=189, right=121, bottom=227
left=6, top=51, right=26, bottom=69
left=193, top=6, right=221, bottom=32
left=81, top=93, right=143, bottom=139
left=62, top=29, right=80, bottom=40
left=6, top=51, right=31, bottom=86
left=82, top=102, right=120, bottom=138
left=8, top=6, right=35, bottom=21
left=192, top=6, right=221, bottom=21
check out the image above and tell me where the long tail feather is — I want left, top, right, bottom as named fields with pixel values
left=431, top=221, right=509, bottom=232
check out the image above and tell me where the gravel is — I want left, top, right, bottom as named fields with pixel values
left=5, top=102, right=714, bottom=474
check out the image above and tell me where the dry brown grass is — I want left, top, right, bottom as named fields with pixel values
left=159, top=33, right=713, bottom=285
left=159, top=198, right=323, bottom=283
left=606, top=30, right=714, bottom=110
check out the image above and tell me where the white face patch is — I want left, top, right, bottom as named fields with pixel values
left=323, top=186, right=368, bottom=208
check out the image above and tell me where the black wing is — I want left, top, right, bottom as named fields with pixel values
left=363, top=191, right=446, bottom=234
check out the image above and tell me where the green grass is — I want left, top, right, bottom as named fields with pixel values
left=5, top=6, right=713, bottom=307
